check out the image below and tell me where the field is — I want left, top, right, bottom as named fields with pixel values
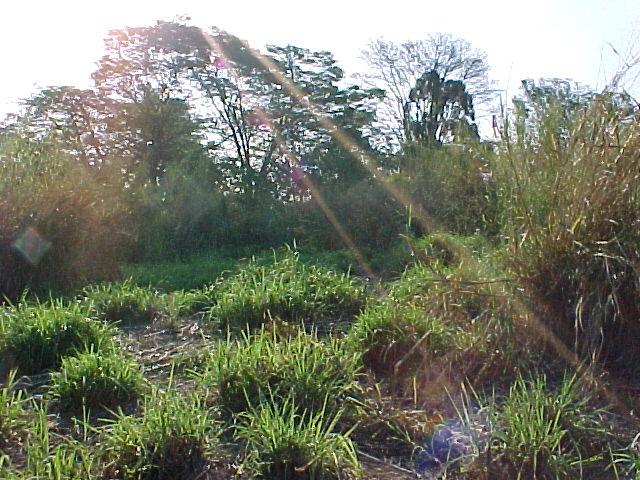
left=2, top=18, right=640, bottom=479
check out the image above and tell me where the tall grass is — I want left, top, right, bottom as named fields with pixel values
left=495, top=90, right=640, bottom=366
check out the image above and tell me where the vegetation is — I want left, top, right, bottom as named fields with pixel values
left=1, top=15, right=639, bottom=479
left=0, top=299, right=115, bottom=375
left=207, top=250, right=367, bottom=330
left=51, top=349, right=145, bottom=412
left=199, top=327, right=361, bottom=418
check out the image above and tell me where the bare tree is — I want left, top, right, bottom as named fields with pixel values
left=359, top=33, right=495, bottom=148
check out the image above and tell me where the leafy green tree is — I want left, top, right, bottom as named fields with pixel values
left=404, top=70, right=478, bottom=146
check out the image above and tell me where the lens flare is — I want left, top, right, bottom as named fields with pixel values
left=13, top=226, right=51, bottom=265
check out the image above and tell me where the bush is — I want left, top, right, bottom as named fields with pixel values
left=495, top=90, right=640, bottom=366
left=235, top=393, right=361, bottom=479
left=51, top=349, right=145, bottom=412
left=0, top=299, right=115, bottom=376
left=199, top=327, right=361, bottom=418
left=207, top=249, right=367, bottom=330
left=295, top=179, right=407, bottom=253
left=394, top=143, right=499, bottom=237
left=104, top=388, right=218, bottom=480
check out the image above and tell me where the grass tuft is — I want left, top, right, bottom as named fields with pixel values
left=50, top=349, right=145, bottom=412
left=0, top=299, right=115, bottom=375
left=207, top=249, right=367, bottom=330
left=199, top=326, right=361, bottom=419
left=236, top=392, right=361, bottom=479
left=104, top=387, right=218, bottom=480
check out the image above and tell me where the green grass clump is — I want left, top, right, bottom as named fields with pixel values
left=104, top=388, right=218, bottom=480
left=348, top=303, right=458, bottom=376
left=0, top=371, right=26, bottom=461
left=236, top=393, right=360, bottom=479
left=22, top=407, right=97, bottom=479
left=51, top=349, right=145, bottom=412
left=199, top=327, right=360, bottom=418
left=208, top=250, right=367, bottom=330
left=479, top=374, right=611, bottom=478
left=82, top=280, right=168, bottom=325
left=0, top=299, right=115, bottom=375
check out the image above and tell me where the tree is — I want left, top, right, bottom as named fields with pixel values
left=359, top=34, right=494, bottom=149
left=404, top=69, right=478, bottom=145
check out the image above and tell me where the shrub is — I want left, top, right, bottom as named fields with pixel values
left=199, top=327, right=361, bottom=418
left=235, top=393, right=361, bottom=479
left=0, top=135, right=130, bottom=300
left=104, top=388, right=218, bottom=480
left=394, top=143, right=499, bottom=237
left=0, top=299, right=115, bottom=375
left=207, top=250, right=367, bottom=330
left=51, top=349, right=145, bottom=412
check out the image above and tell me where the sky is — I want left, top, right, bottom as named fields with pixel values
left=1, top=0, right=639, bottom=119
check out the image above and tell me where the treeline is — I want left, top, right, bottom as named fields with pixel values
left=0, top=21, right=499, bottom=295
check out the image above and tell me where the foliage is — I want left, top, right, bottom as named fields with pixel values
left=198, top=327, right=361, bottom=418
left=298, top=179, right=407, bottom=253
left=394, top=143, right=498, bottom=236
left=207, top=250, right=367, bottom=330
left=0, top=299, right=115, bottom=375
left=51, top=349, right=145, bottom=412
left=0, top=134, right=130, bottom=299
left=359, top=34, right=493, bottom=149
left=235, top=393, right=361, bottom=479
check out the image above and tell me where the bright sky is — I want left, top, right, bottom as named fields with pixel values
left=1, top=0, right=639, bottom=119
